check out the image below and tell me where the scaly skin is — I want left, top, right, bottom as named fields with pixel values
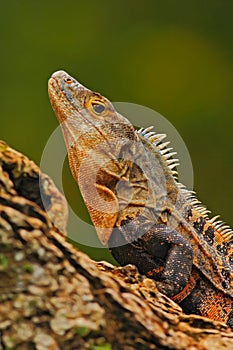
left=48, top=70, right=233, bottom=329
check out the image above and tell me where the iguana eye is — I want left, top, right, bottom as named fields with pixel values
left=92, top=103, right=106, bottom=115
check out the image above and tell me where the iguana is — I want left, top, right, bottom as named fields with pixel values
left=48, top=70, right=233, bottom=329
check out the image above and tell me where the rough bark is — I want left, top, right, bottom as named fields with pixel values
left=0, top=141, right=233, bottom=350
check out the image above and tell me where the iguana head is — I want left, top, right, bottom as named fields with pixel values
left=48, top=70, right=138, bottom=246
left=48, top=70, right=132, bottom=130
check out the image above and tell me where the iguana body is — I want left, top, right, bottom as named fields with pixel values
left=48, top=70, right=233, bottom=329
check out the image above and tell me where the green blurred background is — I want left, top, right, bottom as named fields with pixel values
left=1, top=0, right=232, bottom=262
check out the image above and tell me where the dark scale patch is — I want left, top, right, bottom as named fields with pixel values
left=229, top=254, right=233, bottom=265
left=187, top=208, right=193, bottom=219
left=216, top=243, right=229, bottom=256
left=221, top=268, right=231, bottom=281
left=222, top=280, right=228, bottom=290
left=227, top=309, right=233, bottom=329
left=193, top=217, right=205, bottom=234
left=203, top=226, right=215, bottom=245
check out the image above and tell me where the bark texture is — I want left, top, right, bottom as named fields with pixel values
left=0, top=141, right=233, bottom=350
